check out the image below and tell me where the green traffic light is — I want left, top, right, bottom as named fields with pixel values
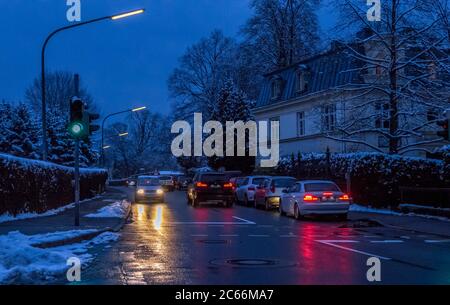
left=68, top=122, right=85, bottom=138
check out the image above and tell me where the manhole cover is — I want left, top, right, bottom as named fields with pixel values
left=210, top=258, right=297, bottom=268
left=197, top=239, right=230, bottom=244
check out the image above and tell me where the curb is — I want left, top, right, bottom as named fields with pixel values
left=351, top=213, right=450, bottom=239
left=33, top=202, right=132, bottom=249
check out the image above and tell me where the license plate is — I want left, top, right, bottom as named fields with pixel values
left=322, top=197, right=335, bottom=202
left=210, top=185, right=221, bottom=189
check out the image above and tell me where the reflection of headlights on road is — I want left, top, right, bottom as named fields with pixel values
left=156, top=189, right=164, bottom=195
left=137, top=189, right=145, bottom=195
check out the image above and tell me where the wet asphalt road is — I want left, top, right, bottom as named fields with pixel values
left=81, top=190, right=450, bottom=285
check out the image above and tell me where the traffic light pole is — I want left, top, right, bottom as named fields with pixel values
left=74, top=139, right=80, bottom=227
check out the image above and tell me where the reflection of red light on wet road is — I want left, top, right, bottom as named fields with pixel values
left=294, top=223, right=356, bottom=284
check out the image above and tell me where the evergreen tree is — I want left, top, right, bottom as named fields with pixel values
left=208, top=80, right=255, bottom=173
left=9, top=103, right=40, bottom=159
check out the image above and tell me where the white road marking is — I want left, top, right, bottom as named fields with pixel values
left=219, top=234, right=239, bottom=237
left=424, top=239, right=450, bottom=243
left=191, top=234, right=208, bottom=237
left=363, top=235, right=380, bottom=238
left=249, top=234, right=270, bottom=237
left=232, top=216, right=256, bottom=225
left=169, top=216, right=256, bottom=226
left=280, top=234, right=298, bottom=238
left=370, top=240, right=404, bottom=243
left=315, top=240, right=391, bottom=260
left=400, top=236, right=411, bottom=239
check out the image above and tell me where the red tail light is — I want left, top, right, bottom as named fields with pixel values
left=270, top=185, right=275, bottom=193
left=223, top=182, right=233, bottom=189
left=196, top=182, right=208, bottom=188
left=303, top=194, right=319, bottom=202
left=323, top=192, right=333, bottom=196
left=339, top=194, right=350, bottom=201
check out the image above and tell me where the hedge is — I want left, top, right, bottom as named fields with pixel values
left=0, top=153, right=107, bottom=216
left=274, top=152, right=449, bottom=209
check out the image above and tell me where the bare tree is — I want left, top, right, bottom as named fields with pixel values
left=327, top=0, right=450, bottom=155
left=168, top=30, right=237, bottom=120
left=25, top=71, right=95, bottom=115
left=241, top=0, right=320, bottom=70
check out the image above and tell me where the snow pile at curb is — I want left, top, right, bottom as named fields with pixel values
left=0, top=196, right=101, bottom=224
left=0, top=230, right=119, bottom=284
left=349, top=204, right=402, bottom=216
left=85, top=200, right=130, bottom=218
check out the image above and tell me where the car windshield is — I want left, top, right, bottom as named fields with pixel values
left=273, top=178, right=296, bottom=187
left=304, top=183, right=340, bottom=192
left=201, top=174, right=226, bottom=182
left=252, top=178, right=266, bottom=185
left=138, top=178, right=160, bottom=186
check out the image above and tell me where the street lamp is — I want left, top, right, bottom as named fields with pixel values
left=101, top=106, right=146, bottom=166
left=40, top=8, right=145, bottom=161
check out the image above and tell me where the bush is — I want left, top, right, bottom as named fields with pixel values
left=274, top=152, right=447, bottom=208
left=0, top=153, right=107, bottom=216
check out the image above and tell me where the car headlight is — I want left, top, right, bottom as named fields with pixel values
left=156, top=189, right=164, bottom=195
left=137, top=189, right=145, bottom=195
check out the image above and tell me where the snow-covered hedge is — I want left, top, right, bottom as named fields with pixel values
left=0, top=153, right=107, bottom=216
left=274, top=152, right=448, bottom=208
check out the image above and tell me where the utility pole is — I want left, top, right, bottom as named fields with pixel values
left=73, top=74, right=81, bottom=227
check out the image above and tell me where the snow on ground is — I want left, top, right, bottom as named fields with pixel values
left=0, top=230, right=119, bottom=284
left=350, top=204, right=450, bottom=222
left=0, top=196, right=101, bottom=224
left=349, top=204, right=402, bottom=216
left=84, top=200, right=130, bottom=218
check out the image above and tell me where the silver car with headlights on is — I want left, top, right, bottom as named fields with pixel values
left=135, top=176, right=165, bottom=203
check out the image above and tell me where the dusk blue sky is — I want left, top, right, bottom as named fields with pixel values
left=0, top=0, right=336, bottom=117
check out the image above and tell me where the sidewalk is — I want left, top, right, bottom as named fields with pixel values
left=350, top=210, right=450, bottom=238
left=0, top=186, right=130, bottom=237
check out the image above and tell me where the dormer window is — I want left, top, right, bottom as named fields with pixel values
left=270, top=77, right=283, bottom=100
left=295, top=67, right=310, bottom=93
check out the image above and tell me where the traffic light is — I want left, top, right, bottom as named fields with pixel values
left=437, top=118, right=449, bottom=141
left=68, top=97, right=87, bottom=139
left=83, top=111, right=100, bottom=136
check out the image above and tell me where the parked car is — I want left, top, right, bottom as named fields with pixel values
left=235, top=176, right=271, bottom=206
left=135, top=176, right=165, bottom=203
left=187, top=172, right=234, bottom=207
left=279, top=180, right=350, bottom=220
left=176, top=176, right=191, bottom=190
left=254, top=176, right=297, bottom=210
left=223, top=171, right=243, bottom=181
left=159, top=176, right=175, bottom=192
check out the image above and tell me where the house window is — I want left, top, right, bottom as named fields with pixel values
left=297, top=111, right=305, bottom=136
left=268, top=116, right=280, bottom=139
left=321, top=104, right=336, bottom=132
left=375, top=103, right=390, bottom=129
left=271, top=78, right=283, bottom=100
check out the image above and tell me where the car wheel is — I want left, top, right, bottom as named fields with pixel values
left=244, top=195, right=249, bottom=207
left=192, top=197, right=199, bottom=207
left=226, top=200, right=233, bottom=208
left=254, top=198, right=258, bottom=209
left=294, top=203, right=303, bottom=220
left=235, top=194, right=240, bottom=205
left=338, top=213, right=348, bottom=221
left=279, top=202, right=286, bottom=216
left=264, top=199, right=270, bottom=211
